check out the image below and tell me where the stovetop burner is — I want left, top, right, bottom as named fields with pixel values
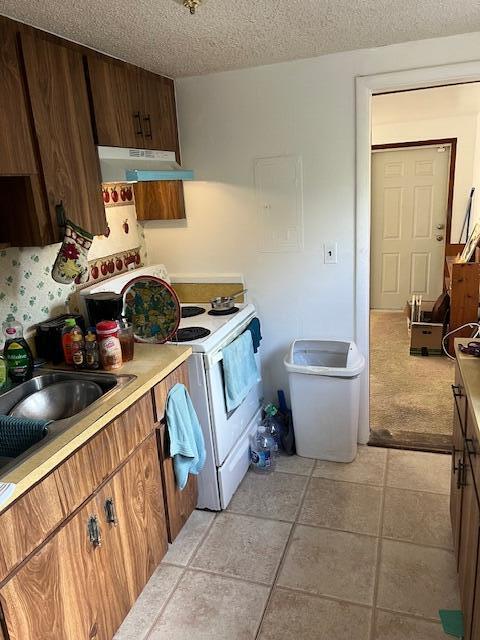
left=208, top=307, right=240, bottom=316
left=181, top=306, right=206, bottom=318
left=174, top=327, right=211, bottom=342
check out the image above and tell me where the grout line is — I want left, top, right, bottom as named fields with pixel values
left=254, top=464, right=313, bottom=639
left=224, top=508, right=298, bottom=525
left=374, top=604, right=446, bottom=625
left=369, top=446, right=388, bottom=640
left=185, top=511, right=218, bottom=568
left=179, top=564, right=279, bottom=588
left=268, top=583, right=375, bottom=610
left=142, top=564, right=187, bottom=640
left=143, top=512, right=218, bottom=639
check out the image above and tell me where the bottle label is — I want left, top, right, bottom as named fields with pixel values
left=6, top=342, right=29, bottom=372
left=250, top=448, right=271, bottom=469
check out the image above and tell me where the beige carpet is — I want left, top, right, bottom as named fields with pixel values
left=370, top=310, right=454, bottom=438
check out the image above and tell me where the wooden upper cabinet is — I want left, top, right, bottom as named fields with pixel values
left=134, top=180, right=186, bottom=220
left=87, top=56, right=180, bottom=154
left=20, top=32, right=106, bottom=236
left=86, top=56, right=146, bottom=149
left=0, top=21, right=37, bottom=175
left=139, top=73, right=179, bottom=153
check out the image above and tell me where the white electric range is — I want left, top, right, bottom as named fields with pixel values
left=79, top=265, right=263, bottom=510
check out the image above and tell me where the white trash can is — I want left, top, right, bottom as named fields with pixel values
left=284, top=340, right=365, bottom=462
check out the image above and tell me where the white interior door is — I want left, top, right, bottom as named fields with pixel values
left=370, top=145, right=451, bottom=309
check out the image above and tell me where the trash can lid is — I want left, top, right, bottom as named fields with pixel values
left=284, top=339, right=365, bottom=378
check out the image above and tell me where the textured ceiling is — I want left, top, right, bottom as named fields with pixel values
left=1, top=0, right=480, bottom=78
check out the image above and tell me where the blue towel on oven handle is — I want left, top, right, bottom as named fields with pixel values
left=246, top=317, right=262, bottom=354
left=166, top=383, right=206, bottom=491
left=222, top=330, right=259, bottom=413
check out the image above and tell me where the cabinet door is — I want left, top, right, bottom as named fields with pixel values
left=87, top=56, right=145, bottom=149
left=0, top=20, right=37, bottom=175
left=451, top=370, right=467, bottom=560
left=96, top=435, right=167, bottom=626
left=153, top=363, right=198, bottom=541
left=0, top=497, right=107, bottom=640
left=21, top=32, right=106, bottom=237
left=458, top=451, right=480, bottom=640
left=140, top=73, right=179, bottom=153
left=134, top=180, right=186, bottom=220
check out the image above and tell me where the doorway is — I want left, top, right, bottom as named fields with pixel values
left=365, top=82, right=480, bottom=452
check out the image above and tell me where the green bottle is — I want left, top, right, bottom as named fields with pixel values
left=3, top=320, right=34, bottom=383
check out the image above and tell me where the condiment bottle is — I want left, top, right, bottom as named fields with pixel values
left=96, top=321, right=122, bottom=370
left=62, top=318, right=83, bottom=365
left=71, top=333, right=85, bottom=369
left=85, top=330, right=100, bottom=370
left=3, top=320, right=34, bottom=383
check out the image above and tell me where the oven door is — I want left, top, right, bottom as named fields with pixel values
left=205, top=330, right=263, bottom=467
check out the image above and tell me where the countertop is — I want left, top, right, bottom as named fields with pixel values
left=455, top=338, right=480, bottom=434
left=0, top=343, right=192, bottom=513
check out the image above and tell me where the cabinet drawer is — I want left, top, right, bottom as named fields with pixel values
left=0, top=471, right=65, bottom=584
left=56, top=393, right=155, bottom=517
left=152, top=362, right=189, bottom=423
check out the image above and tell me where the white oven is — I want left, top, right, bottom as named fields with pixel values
left=187, top=315, right=263, bottom=510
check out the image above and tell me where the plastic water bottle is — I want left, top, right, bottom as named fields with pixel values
left=250, top=426, right=276, bottom=474
left=263, top=403, right=282, bottom=457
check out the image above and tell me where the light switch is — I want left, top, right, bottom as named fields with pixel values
left=324, top=242, right=338, bottom=264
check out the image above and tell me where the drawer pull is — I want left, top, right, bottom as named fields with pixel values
left=87, top=515, right=102, bottom=547
left=104, top=498, right=118, bottom=525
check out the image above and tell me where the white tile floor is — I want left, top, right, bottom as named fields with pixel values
left=115, top=446, right=458, bottom=640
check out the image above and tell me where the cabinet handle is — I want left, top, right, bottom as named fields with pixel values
left=133, top=111, right=144, bottom=136
left=104, top=497, right=118, bottom=525
left=87, top=515, right=102, bottom=547
left=143, top=114, right=153, bottom=139
left=457, top=460, right=467, bottom=489
left=466, top=438, right=476, bottom=456
left=452, top=384, right=466, bottom=432
left=452, top=384, right=463, bottom=398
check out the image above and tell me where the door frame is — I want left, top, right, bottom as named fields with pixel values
left=371, top=138, right=457, bottom=252
left=355, top=62, right=480, bottom=444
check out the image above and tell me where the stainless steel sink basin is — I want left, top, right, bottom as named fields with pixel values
left=9, top=380, right=103, bottom=421
left=0, top=369, right=136, bottom=469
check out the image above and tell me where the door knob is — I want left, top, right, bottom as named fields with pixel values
left=436, top=235, right=444, bottom=241
left=436, top=223, right=445, bottom=230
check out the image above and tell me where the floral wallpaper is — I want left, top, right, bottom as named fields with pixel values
left=0, top=198, right=150, bottom=345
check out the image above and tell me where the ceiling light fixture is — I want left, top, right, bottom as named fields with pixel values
left=184, top=0, right=201, bottom=14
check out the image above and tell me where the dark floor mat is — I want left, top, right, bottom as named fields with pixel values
left=369, top=428, right=451, bottom=454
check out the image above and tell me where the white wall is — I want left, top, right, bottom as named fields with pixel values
left=372, top=114, right=479, bottom=242
left=144, top=31, right=480, bottom=402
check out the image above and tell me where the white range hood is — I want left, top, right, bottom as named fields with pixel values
left=98, top=146, right=194, bottom=184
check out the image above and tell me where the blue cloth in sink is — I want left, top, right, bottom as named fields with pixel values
left=222, top=330, right=259, bottom=412
left=166, top=383, right=206, bottom=490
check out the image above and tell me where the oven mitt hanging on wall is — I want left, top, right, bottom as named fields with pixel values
left=52, top=219, right=93, bottom=284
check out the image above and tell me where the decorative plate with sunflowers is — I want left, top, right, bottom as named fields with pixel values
left=121, top=276, right=180, bottom=343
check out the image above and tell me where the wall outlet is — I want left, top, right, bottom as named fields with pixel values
left=324, top=242, right=338, bottom=264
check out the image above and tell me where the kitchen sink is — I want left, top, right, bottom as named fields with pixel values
left=0, top=369, right=136, bottom=469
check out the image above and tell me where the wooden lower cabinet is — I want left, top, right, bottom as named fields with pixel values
left=451, top=373, right=467, bottom=564
left=451, top=362, right=480, bottom=640
left=0, top=496, right=106, bottom=640
left=0, top=435, right=167, bottom=640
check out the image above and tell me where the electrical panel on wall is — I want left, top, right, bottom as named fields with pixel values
left=254, top=155, right=304, bottom=253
